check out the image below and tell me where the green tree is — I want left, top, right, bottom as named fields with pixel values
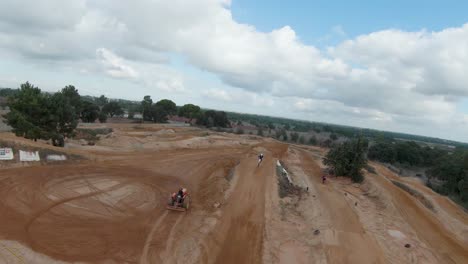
left=299, top=135, right=305, bottom=144
left=141, top=95, right=153, bottom=121
left=149, top=99, right=177, bottom=123
left=61, top=85, right=82, bottom=115
left=281, top=129, right=288, bottom=141
left=275, top=129, right=282, bottom=139
left=102, top=101, right=124, bottom=117
left=178, top=103, right=201, bottom=121
left=459, top=175, right=468, bottom=202
left=267, top=122, right=275, bottom=133
left=330, top=133, right=338, bottom=141
left=96, top=95, right=109, bottom=108
left=48, top=91, right=79, bottom=146
left=308, top=136, right=318, bottom=145
left=80, top=101, right=100, bottom=123
left=197, top=110, right=229, bottom=128
left=98, top=111, right=107, bottom=123
left=4, top=82, right=80, bottom=146
left=150, top=104, right=167, bottom=123
left=291, top=132, right=299, bottom=142
left=368, top=141, right=397, bottom=163
left=323, top=137, right=368, bottom=183
left=128, top=111, right=135, bottom=119
left=4, top=82, right=48, bottom=141
left=257, top=128, right=264, bottom=136
left=0, top=88, right=19, bottom=97
left=155, top=99, right=177, bottom=115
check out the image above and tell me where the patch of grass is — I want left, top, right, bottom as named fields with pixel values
left=74, top=128, right=113, bottom=141
left=391, top=180, right=435, bottom=211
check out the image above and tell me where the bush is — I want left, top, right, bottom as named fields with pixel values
left=257, top=128, right=264, bottom=136
left=235, top=128, right=244, bottom=134
left=308, top=136, right=318, bottom=145
left=299, top=135, right=305, bottom=144
left=291, top=132, right=299, bottom=142
left=197, top=110, right=229, bottom=128
left=323, top=137, right=367, bottom=183
left=98, top=111, right=107, bottom=123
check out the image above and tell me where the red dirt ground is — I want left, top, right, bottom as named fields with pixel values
left=0, top=124, right=466, bottom=263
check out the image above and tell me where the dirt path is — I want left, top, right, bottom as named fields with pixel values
left=373, top=166, right=468, bottom=263
left=139, top=210, right=169, bottom=264
left=298, top=149, right=386, bottom=264
left=213, top=153, right=273, bottom=263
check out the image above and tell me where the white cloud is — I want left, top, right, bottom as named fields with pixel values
left=203, top=89, right=232, bottom=102
left=1, top=0, right=468, bottom=141
left=203, top=88, right=274, bottom=107
left=332, top=25, right=346, bottom=37
left=96, top=48, right=138, bottom=79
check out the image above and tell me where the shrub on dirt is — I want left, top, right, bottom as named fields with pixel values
left=235, top=128, right=244, bottom=134
left=81, top=101, right=100, bottom=123
left=299, top=135, right=305, bottom=144
left=308, top=136, right=318, bottom=145
left=257, top=128, right=264, bottom=136
left=98, top=111, right=107, bottom=123
left=74, top=128, right=113, bottom=141
left=291, top=132, right=299, bottom=142
left=323, top=137, right=368, bottom=183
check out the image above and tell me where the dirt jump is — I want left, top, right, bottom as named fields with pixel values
left=0, top=124, right=467, bottom=263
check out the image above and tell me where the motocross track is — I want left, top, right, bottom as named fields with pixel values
left=0, top=124, right=467, bottom=263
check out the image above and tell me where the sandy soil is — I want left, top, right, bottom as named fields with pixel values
left=0, top=124, right=467, bottom=263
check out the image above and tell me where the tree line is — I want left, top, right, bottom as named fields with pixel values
left=1, top=82, right=230, bottom=147
left=368, top=139, right=468, bottom=207
left=2, top=82, right=121, bottom=146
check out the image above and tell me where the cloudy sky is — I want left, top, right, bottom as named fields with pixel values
left=1, top=0, right=468, bottom=142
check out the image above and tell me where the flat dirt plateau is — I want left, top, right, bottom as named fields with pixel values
left=0, top=124, right=467, bottom=264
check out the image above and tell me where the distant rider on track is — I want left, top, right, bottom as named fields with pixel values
left=257, top=153, right=264, bottom=167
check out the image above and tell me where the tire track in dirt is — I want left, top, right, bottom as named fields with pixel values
left=25, top=179, right=137, bottom=239
left=298, top=149, right=386, bottom=264
left=160, top=213, right=184, bottom=262
left=208, top=150, right=276, bottom=264
left=372, top=168, right=468, bottom=263
left=139, top=210, right=169, bottom=264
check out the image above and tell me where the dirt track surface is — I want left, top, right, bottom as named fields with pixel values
left=0, top=124, right=467, bottom=263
